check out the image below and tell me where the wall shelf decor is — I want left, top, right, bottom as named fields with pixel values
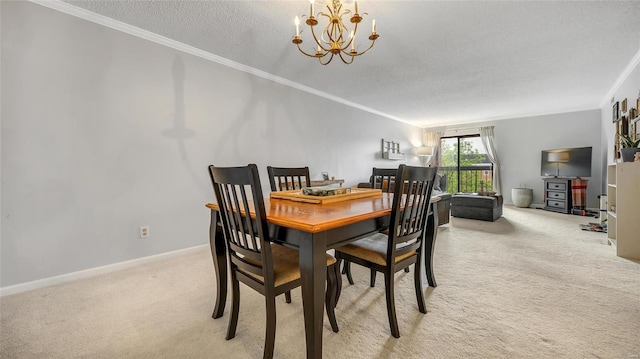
left=381, top=139, right=405, bottom=160
left=613, top=91, right=640, bottom=161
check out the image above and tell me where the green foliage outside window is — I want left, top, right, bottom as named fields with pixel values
left=440, top=138, right=493, bottom=193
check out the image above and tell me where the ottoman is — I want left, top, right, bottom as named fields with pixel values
left=451, top=194, right=503, bottom=221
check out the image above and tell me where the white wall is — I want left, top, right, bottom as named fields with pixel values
left=435, top=109, right=603, bottom=209
left=0, top=2, right=422, bottom=287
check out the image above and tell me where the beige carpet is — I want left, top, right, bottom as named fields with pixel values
left=2, top=206, right=639, bottom=358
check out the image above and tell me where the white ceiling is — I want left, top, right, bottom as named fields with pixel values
left=62, top=0, right=640, bottom=128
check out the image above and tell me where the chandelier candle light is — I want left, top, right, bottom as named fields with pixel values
left=292, top=0, right=379, bottom=65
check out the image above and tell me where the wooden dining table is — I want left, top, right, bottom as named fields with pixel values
left=206, top=192, right=440, bottom=359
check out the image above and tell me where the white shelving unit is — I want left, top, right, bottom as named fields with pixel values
left=607, top=162, right=640, bottom=259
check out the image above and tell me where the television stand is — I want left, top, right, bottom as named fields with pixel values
left=543, top=178, right=572, bottom=214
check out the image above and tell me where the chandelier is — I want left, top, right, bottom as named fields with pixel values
left=291, top=0, right=379, bottom=65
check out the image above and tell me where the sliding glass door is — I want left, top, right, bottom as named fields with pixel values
left=440, top=135, right=493, bottom=193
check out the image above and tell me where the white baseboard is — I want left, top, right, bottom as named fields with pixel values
left=517, top=203, right=600, bottom=213
left=0, top=244, right=209, bottom=297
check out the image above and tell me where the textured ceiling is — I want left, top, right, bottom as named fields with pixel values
left=63, top=0, right=640, bottom=128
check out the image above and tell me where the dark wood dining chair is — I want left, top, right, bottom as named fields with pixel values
left=208, top=164, right=339, bottom=359
left=266, top=166, right=313, bottom=303
left=335, top=164, right=438, bottom=338
left=370, top=167, right=397, bottom=193
left=344, top=167, right=411, bottom=287
left=267, top=166, right=311, bottom=191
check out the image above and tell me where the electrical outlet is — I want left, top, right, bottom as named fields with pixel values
left=140, top=225, right=149, bottom=238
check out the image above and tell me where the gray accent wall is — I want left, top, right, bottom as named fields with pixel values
left=1, top=2, right=421, bottom=287
left=495, top=110, right=602, bottom=208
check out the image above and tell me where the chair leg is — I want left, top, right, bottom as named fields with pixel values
left=414, top=261, right=427, bottom=314
left=425, top=209, right=438, bottom=288
left=226, top=273, right=241, bottom=340
left=370, top=269, right=376, bottom=287
left=345, top=261, right=354, bottom=285
left=341, top=260, right=348, bottom=275
left=404, top=267, right=410, bottom=273
left=264, top=295, right=277, bottom=359
left=325, top=264, right=339, bottom=333
left=284, top=291, right=292, bottom=304
left=384, top=272, right=400, bottom=338
left=335, top=258, right=343, bottom=307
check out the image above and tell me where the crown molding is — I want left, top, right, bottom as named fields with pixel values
left=421, top=106, right=600, bottom=129
left=599, top=47, right=640, bottom=108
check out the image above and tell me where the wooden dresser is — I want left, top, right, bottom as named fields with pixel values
left=543, top=178, right=572, bottom=214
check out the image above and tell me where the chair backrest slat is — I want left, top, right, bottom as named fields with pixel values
left=229, top=242, right=262, bottom=263
left=387, top=165, right=438, bottom=264
left=209, top=164, right=275, bottom=283
left=231, top=185, right=247, bottom=248
left=220, top=183, right=240, bottom=248
left=267, top=166, right=311, bottom=191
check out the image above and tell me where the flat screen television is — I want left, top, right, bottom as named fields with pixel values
left=541, top=147, right=592, bottom=178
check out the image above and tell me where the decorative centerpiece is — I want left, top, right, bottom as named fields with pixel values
left=270, top=187, right=382, bottom=204
left=301, top=185, right=350, bottom=197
